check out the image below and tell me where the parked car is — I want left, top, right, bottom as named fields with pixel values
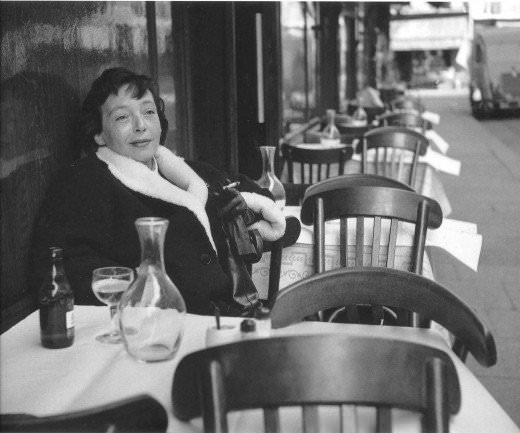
left=469, top=25, right=520, bottom=118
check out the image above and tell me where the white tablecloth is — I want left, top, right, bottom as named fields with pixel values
left=1, top=307, right=518, bottom=433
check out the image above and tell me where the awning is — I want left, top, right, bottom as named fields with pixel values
left=390, top=15, right=468, bottom=51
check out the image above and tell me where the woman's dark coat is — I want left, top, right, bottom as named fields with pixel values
left=30, top=155, right=269, bottom=315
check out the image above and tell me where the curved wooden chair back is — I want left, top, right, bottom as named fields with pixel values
left=271, top=267, right=497, bottom=368
left=172, top=334, right=461, bottom=433
left=281, top=142, right=353, bottom=185
left=390, top=97, right=426, bottom=113
left=301, top=184, right=442, bottom=275
left=346, top=103, right=386, bottom=123
left=377, top=112, right=427, bottom=133
left=361, top=126, right=429, bottom=186
left=304, top=124, right=370, bottom=146
left=0, top=394, right=168, bottom=432
left=304, top=173, right=414, bottom=197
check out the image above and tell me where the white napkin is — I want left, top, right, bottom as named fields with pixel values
left=425, top=129, right=450, bottom=154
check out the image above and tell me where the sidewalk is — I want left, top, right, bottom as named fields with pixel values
left=422, top=94, right=520, bottom=425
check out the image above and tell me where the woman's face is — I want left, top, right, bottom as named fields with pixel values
left=94, top=84, right=161, bottom=168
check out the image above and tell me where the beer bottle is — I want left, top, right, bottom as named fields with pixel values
left=39, top=246, right=74, bottom=348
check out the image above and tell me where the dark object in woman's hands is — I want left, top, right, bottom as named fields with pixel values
left=212, top=182, right=263, bottom=264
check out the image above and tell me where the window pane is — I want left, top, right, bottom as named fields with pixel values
left=155, top=2, right=177, bottom=152
left=281, top=2, right=317, bottom=127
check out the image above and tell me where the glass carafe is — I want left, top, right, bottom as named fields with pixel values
left=256, top=146, right=286, bottom=210
left=119, top=217, right=186, bottom=362
left=321, top=109, right=341, bottom=146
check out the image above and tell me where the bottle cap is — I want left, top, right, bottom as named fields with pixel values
left=240, top=318, right=256, bottom=333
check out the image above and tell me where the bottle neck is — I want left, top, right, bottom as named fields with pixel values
left=50, top=247, right=66, bottom=276
left=260, top=146, right=275, bottom=175
left=326, top=110, right=336, bottom=127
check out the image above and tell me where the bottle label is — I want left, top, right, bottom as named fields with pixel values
left=66, top=310, right=74, bottom=329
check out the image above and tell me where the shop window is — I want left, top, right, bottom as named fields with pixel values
left=281, top=1, right=317, bottom=129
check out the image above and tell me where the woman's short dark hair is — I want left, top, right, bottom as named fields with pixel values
left=80, top=67, right=168, bottom=154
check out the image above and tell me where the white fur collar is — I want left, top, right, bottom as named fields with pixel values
left=96, top=146, right=216, bottom=252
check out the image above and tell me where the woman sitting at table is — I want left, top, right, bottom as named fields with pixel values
left=30, top=67, right=285, bottom=316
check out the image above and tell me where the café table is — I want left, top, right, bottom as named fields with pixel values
left=1, top=306, right=518, bottom=433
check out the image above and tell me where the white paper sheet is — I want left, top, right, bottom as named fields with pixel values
left=425, top=129, right=450, bottom=154
left=422, top=110, right=441, bottom=125
left=421, top=148, right=461, bottom=176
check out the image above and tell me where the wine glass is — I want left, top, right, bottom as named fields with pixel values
left=92, top=267, right=134, bottom=344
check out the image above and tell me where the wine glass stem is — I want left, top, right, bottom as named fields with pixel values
left=109, top=305, right=119, bottom=336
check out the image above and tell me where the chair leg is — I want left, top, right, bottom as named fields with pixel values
left=424, top=358, right=449, bottom=433
left=200, top=360, right=228, bottom=433
left=303, top=405, right=320, bottom=433
left=376, top=407, right=392, bottom=433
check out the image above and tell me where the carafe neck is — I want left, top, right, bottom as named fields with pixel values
left=136, top=218, right=168, bottom=271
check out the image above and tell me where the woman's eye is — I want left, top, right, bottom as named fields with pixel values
left=115, top=114, right=128, bottom=122
left=145, top=109, right=156, bottom=115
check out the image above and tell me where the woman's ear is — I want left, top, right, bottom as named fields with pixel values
left=94, top=133, right=105, bottom=146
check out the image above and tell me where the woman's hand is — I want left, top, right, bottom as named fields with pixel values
left=240, top=192, right=286, bottom=241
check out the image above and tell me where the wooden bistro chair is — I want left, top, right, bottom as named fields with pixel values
left=377, top=112, right=428, bottom=134
left=361, top=126, right=430, bottom=187
left=0, top=394, right=168, bottom=432
left=271, top=267, right=497, bottom=368
left=390, top=97, right=426, bottom=114
left=304, top=123, right=370, bottom=147
left=346, top=103, right=386, bottom=123
left=172, top=333, right=461, bottom=433
left=300, top=182, right=443, bottom=325
left=281, top=142, right=353, bottom=187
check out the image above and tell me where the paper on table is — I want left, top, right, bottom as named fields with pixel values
left=422, top=110, right=440, bottom=125
left=283, top=207, right=481, bottom=271
left=426, top=224, right=482, bottom=272
left=425, top=129, right=449, bottom=154
left=421, top=148, right=461, bottom=176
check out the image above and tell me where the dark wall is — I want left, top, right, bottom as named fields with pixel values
left=171, top=2, right=282, bottom=178
left=174, top=2, right=238, bottom=172
left=0, top=1, right=153, bottom=330
left=235, top=2, right=282, bottom=179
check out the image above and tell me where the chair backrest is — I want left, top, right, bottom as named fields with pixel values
left=172, top=333, right=461, bottom=433
left=304, top=173, right=414, bottom=197
left=390, top=97, right=425, bottom=113
left=377, top=112, right=427, bottom=133
left=304, top=125, right=370, bottom=146
left=281, top=143, right=353, bottom=185
left=346, top=103, right=386, bottom=123
left=271, top=267, right=497, bottom=368
left=301, top=183, right=442, bottom=275
left=361, top=126, right=430, bottom=186
left=258, top=215, right=301, bottom=307
left=0, top=394, right=168, bottom=432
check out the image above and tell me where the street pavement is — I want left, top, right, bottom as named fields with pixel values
left=419, top=90, right=520, bottom=425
